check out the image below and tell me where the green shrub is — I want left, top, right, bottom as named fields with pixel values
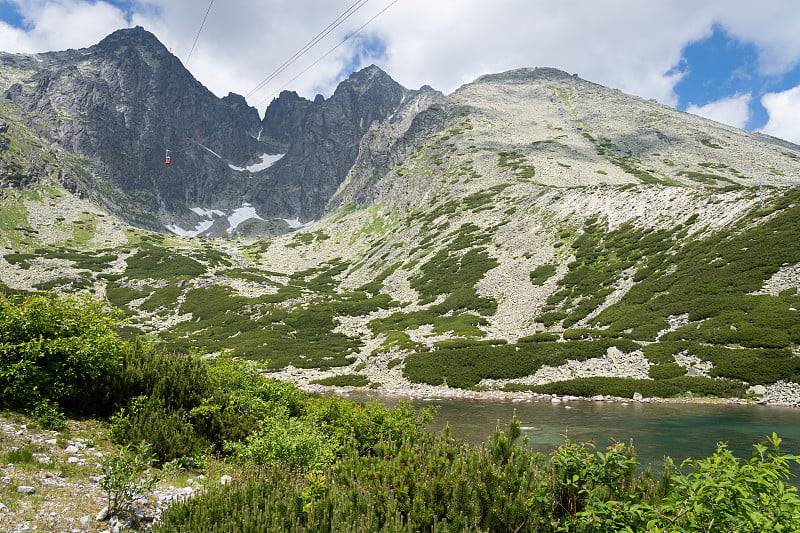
left=124, top=244, right=206, bottom=279
left=109, top=395, right=208, bottom=463
left=648, top=363, right=687, bottom=380
left=652, top=434, right=800, bottom=532
left=509, top=376, right=745, bottom=398
left=0, top=293, right=124, bottom=416
left=3, top=253, right=35, bottom=268
left=100, top=339, right=213, bottom=420
left=224, top=415, right=337, bottom=471
left=105, top=283, right=152, bottom=308
left=530, top=264, right=556, bottom=285
left=537, top=310, right=568, bottom=326
left=303, top=396, right=433, bottom=454
left=642, top=342, right=686, bottom=364
left=563, top=328, right=607, bottom=341
left=519, top=332, right=560, bottom=343
left=310, top=374, right=370, bottom=387
left=403, top=339, right=635, bottom=389
left=156, top=418, right=655, bottom=533
left=99, top=442, right=162, bottom=519
left=31, top=398, right=66, bottom=429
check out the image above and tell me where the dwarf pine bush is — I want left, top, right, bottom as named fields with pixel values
left=157, top=423, right=800, bottom=533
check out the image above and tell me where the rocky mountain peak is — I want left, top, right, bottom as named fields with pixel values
left=94, top=26, right=166, bottom=53
left=248, top=65, right=410, bottom=223
left=335, top=64, right=398, bottom=95
left=475, top=66, right=576, bottom=83
left=261, top=91, right=313, bottom=146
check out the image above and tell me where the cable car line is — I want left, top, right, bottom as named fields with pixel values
left=185, top=0, right=215, bottom=66
left=165, top=0, right=214, bottom=165
left=245, top=0, right=371, bottom=99
left=256, top=0, right=401, bottom=108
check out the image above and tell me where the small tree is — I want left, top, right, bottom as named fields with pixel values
left=98, top=442, right=161, bottom=520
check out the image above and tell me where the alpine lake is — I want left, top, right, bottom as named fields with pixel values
left=342, top=390, right=800, bottom=476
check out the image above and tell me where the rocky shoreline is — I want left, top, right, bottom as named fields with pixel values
left=297, top=381, right=800, bottom=408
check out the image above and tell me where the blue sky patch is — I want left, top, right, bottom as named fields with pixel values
left=101, top=0, right=136, bottom=19
left=671, top=24, right=800, bottom=130
left=336, top=32, right=388, bottom=83
left=0, top=1, right=25, bottom=29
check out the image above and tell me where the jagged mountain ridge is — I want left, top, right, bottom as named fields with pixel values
left=332, top=67, right=800, bottom=211
left=248, top=66, right=439, bottom=225
left=1, top=27, right=425, bottom=235
left=3, top=28, right=799, bottom=236
left=2, top=27, right=265, bottom=229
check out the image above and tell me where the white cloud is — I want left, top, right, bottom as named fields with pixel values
left=711, top=1, right=800, bottom=77
left=759, top=85, right=800, bottom=144
left=0, top=0, right=130, bottom=53
left=686, top=93, right=752, bottom=128
left=2, top=0, right=800, bottom=121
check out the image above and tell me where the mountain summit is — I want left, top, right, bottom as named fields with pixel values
left=1, top=28, right=427, bottom=235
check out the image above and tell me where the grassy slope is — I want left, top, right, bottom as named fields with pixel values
left=2, top=172, right=799, bottom=399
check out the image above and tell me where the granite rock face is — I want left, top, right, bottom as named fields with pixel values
left=250, top=65, right=410, bottom=222
left=3, top=27, right=267, bottom=229
left=1, top=28, right=412, bottom=233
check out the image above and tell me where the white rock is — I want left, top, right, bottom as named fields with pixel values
left=96, top=506, right=110, bottom=521
left=65, top=445, right=80, bottom=454
left=80, top=515, right=92, bottom=527
left=632, top=392, right=643, bottom=401
left=17, top=485, right=35, bottom=494
left=550, top=397, right=562, bottom=404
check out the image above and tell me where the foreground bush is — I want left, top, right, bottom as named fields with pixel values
left=0, top=292, right=432, bottom=469
left=0, top=293, right=124, bottom=423
left=157, top=424, right=800, bottom=533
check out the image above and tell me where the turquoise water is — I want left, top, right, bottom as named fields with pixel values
left=344, top=391, right=800, bottom=472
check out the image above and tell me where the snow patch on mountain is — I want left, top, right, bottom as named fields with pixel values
left=199, top=144, right=283, bottom=174
left=191, top=207, right=224, bottom=217
left=280, top=218, right=314, bottom=229
left=229, top=153, right=285, bottom=173
left=166, top=204, right=265, bottom=237
left=166, top=219, right=214, bottom=237
left=227, top=203, right=264, bottom=234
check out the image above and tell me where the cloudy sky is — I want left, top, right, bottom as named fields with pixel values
left=1, top=0, right=800, bottom=144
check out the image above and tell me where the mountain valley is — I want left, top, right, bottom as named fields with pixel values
left=2, top=28, right=800, bottom=403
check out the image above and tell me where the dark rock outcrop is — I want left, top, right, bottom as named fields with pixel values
left=2, top=28, right=414, bottom=232
left=250, top=65, right=408, bottom=221
left=3, top=27, right=266, bottom=229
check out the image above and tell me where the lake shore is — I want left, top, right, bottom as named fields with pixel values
left=296, top=382, right=800, bottom=408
